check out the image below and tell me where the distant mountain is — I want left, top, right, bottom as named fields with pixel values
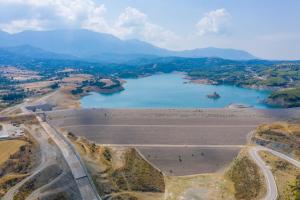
left=177, top=47, right=256, bottom=60
left=2, top=45, right=77, bottom=60
left=0, top=30, right=169, bottom=58
left=0, top=29, right=257, bottom=61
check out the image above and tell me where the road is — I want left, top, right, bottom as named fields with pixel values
left=101, top=144, right=245, bottom=148
left=1, top=90, right=101, bottom=200
left=62, top=124, right=258, bottom=128
left=249, top=146, right=300, bottom=200
left=37, top=116, right=101, bottom=200
left=2, top=125, right=59, bottom=200
left=0, top=90, right=58, bottom=116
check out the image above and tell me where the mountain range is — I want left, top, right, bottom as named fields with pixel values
left=0, top=29, right=256, bottom=63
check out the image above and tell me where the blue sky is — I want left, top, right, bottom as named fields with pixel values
left=0, top=0, right=300, bottom=60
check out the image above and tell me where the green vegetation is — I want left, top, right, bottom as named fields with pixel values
left=263, top=77, right=288, bottom=86
left=267, top=87, right=300, bottom=107
left=1, top=57, right=300, bottom=108
left=103, top=147, right=112, bottom=162
left=226, top=156, right=263, bottom=200
left=49, top=82, right=59, bottom=89
left=188, top=63, right=300, bottom=89
left=291, top=176, right=300, bottom=200
left=2, top=92, right=26, bottom=102
left=70, top=78, right=123, bottom=96
left=71, top=87, right=83, bottom=95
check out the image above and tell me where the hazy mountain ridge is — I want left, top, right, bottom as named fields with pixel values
left=0, top=29, right=256, bottom=61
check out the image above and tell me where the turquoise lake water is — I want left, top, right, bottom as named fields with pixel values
left=81, top=73, right=272, bottom=109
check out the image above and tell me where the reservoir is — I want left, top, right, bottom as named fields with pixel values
left=81, top=73, right=272, bottom=109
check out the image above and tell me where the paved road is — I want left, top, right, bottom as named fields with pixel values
left=101, top=144, right=245, bottom=148
left=0, top=90, right=58, bottom=116
left=0, top=91, right=101, bottom=200
left=37, top=116, right=101, bottom=200
left=250, top=146, right=300, bottom=200
left=62, top=124, right=258, bottom=128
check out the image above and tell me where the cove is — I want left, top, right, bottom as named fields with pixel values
left=80, top=73, right=272, bottom=109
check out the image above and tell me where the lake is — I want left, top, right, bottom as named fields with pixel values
left=80, top=73, right=272, bottom=109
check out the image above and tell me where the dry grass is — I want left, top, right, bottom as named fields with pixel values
left=43, top=86, right=81, bottom=109
left=256, top=122, right=300, bottom=137
left=255, top=122, right=300, bottom=160
left=0, top=140, right=27, bottom=165
left=0, top=138, right=37, bottom=197
left=225, top=149, right=266, bottom=200
left=259, top=151, right=300, bottom=200
left=21, top=80, right=55, bottom=90
left=0, top=173, right=28, bottom=185
left=62, top=74, right=93, bottom=84
left=69, top=136, right=164, bottom=199
left=0, top=173, right=29, bottom=197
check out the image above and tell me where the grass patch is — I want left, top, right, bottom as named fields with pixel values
left=259, top=151, right=300, bottom=200
left=268, top=87, right=300, bottom=107
left=71, top=137, right=165, bottom=199
left=226, top=154, right=263, bottom=200
left=112, top=149, right=165, bottom=193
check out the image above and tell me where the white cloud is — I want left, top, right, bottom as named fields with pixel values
left=1, top=19, right=44, bottom=33
left=0, top=0, right=109, bottom=32
left=196, top=8, right=230, bottom=36
left=113, top=7, right=180, bottom=49
left=0, top=1, right=180, bottom=49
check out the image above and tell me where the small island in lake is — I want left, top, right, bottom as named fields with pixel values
left=207, top=92, right=221, bottom=99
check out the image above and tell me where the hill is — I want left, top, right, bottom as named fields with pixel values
left=0, top=29, right=256, bottom=61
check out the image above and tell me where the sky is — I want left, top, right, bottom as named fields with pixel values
left=0, top=0, right=300, bottom=60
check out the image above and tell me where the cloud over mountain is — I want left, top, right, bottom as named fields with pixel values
left=0, top=0, right=180, bottom=49
left=196, top=8, right=231, bottom=36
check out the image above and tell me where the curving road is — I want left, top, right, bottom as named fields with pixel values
left=249, top=146, right=300, bottom=200
left=2, top=125, right=59, bottom=200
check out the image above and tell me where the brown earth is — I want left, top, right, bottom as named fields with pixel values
left=44, top=86, right=81, bottom=109
left=253, top=122, right=300, bottom=160
left=68, top=135, right=165, bottom=200
left=0, top=137, right=39, bottom=197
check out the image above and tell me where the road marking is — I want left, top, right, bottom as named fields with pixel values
left=62, top=124, right=258, bottom=128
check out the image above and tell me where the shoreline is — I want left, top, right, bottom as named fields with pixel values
left=184, top=75, right=276, bottom=91
left=44, top=74, right=298, bottom=111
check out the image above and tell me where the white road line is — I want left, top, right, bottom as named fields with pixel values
left=62, top=124, right=258, bottom=128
